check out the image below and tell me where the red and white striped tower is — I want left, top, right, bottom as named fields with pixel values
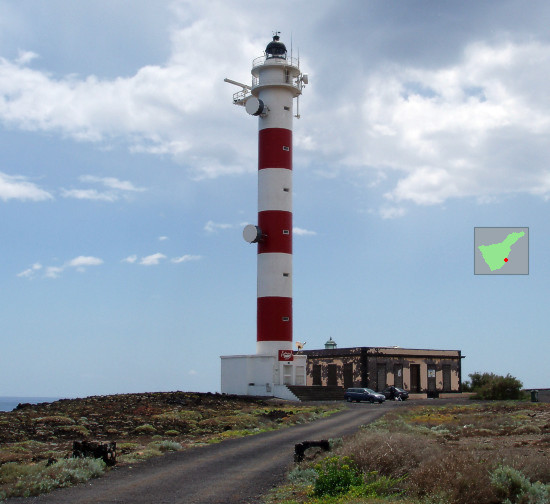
left=242, top=34, right=307, bottom=361
left=222, top=33, right=307, bottom=396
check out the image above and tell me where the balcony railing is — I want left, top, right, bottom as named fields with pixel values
left=252, top=54, right=300, bottom=70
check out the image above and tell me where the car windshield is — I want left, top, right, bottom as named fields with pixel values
left=364, top=388, right=376, bottom=394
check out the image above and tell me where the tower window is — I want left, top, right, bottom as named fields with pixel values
left=284, top=106, right=290, bottom=111
left=283, top=229, right=290, bottom=235
left=283, top=273, right=289, bottom=277
left=282, top=317, right=290, bottom=322
left=283, top=187, right=290, bottom=192
left=282, top=146, right=290, bottom=151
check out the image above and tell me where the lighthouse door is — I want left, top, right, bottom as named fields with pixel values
left=283, top=364, right=293, bottom=385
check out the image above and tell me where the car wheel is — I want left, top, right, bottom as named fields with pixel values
left=369, top=398, right=374, bottom=404
left=378, top=400, right=384, bottom=404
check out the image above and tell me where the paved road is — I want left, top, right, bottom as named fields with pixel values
left=8, top=402, right=401, bottom=504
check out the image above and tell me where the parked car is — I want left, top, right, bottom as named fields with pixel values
left=344, top=388, right=386, bottom=404
left=382, top=386, right=409, bottom=401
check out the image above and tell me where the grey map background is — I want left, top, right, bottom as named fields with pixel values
left=474, top=227, right=529, bottom=275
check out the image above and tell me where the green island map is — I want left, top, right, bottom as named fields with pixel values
left=478, top=231, right=525, bottom=271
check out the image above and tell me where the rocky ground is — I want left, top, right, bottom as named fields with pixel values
left=0, top=391, right=341, bottom=470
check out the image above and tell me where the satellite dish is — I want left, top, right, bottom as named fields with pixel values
left=245, top=97, right=265, bottom=116
left=243, top=224, right=263, bottom=243
left=301, top=74, right=309, bottom=85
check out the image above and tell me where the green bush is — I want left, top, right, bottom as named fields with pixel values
left=287, top=466, right=318, bottom=486
left=134, top=423, right=157, bottom=435
left=313, top=456, right=362, bottom=496
left=467, top=372, right=525, bottom=400
left=490, top=465, right=550, bottom=504
left=5, top=458, right=106, bottom=498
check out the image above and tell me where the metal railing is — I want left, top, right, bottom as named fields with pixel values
left=252, top=54, right=300, bottom=70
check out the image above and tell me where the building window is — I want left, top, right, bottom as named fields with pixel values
left=283, top=273, right=289, bottom=277
left=283, top=187, right=290, bottom=192
left=284, top=106, right=290, bottom=111
left=282, top=146, right=290, bottom=151
left=283, top=229, right=290, bottom=235
left=282, top=316, right=290, bottom=322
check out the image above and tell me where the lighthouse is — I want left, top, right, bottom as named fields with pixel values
left=221, top=34, right=308, bottom=399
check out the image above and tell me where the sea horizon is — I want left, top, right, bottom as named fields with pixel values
left=0, top=396, right=62, bottom=412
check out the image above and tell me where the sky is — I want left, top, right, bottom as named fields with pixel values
left=1, top=0, right=549, bottom=397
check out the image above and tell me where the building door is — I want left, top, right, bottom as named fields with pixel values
left=442, top=365, right=451, bottom=392
left=327, top=364, right=337, bottom=386
left=427, top=364, right=437, bottom=393
left=312, top=365, right=322, bottom=386
left=376, top=363, right=386, bottom=391
left=410, top=364, right=420, bottom=393
left=394, top=364, right=403, bottom=389
left=343, top=363, right=353, bottom=389
left=283, top=364, right=293, bottom=385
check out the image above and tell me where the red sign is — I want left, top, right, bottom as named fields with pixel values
left=278, top=350, right=294, bottom=361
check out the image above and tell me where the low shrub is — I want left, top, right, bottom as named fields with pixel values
left=313, top=456, right=362, bottom=497
left=3, top=458, right=106, bottom=498
left=287, top=466, right=318, bottom=486
left=134, top=424, right=157, bottom=435
left=490, top=465, right=550, bottom=504
left=150, top=440, right=182, bottom=452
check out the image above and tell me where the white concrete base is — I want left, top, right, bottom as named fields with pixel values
left=220, top=353, right=306, bottom=401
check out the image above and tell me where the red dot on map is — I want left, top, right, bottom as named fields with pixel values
left=504, top=258, right=508, bottom=262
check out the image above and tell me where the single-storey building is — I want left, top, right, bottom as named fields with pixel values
left=295, top=339, right=464, bottom=395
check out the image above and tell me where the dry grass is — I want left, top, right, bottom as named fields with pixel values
left=262, top=401, right=550, bottom=504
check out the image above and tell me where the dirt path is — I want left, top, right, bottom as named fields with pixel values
left=7, top=402, right=393, bottom=504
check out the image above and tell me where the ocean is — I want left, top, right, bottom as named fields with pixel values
left=0, top=397, right=61, bottom=412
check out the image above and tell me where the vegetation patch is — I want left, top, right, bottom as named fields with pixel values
left=0, top=391, right=343, bottom=500
left=261, top=402, right=550, bottom=504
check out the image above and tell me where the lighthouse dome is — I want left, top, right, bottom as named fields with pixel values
left=265, top=35, right=287, bottom=59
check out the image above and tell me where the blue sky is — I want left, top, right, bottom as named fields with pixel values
left=1, top=0, right=549, bottom=397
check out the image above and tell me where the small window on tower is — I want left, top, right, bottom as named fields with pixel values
left=283, top=273, right=289, bottom=277
left=282, top=317, right=290, bottom=322
left=283, top=187, right=290, bottom=192
left=282, top=146, right=290, bottom=151
left=284, top=106, right=290, bottom=111
left=283, top=229, right=290, bottom=235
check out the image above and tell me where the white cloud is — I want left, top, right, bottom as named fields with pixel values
left=171, top=254, right=201, bottom=263
left=140, top=253, right=167, bottom=266
left=379, top=206, right=408, bottom=220
left=17, top=262, right=42, bottom=279
left=61, top=175, right=146, bottom=202
left=293, top=227, right=317, bottom=236
left=0, top=172, right=53, bottom=202
left=351, top=41, right=550, bottom=207
left=60, top=188, right=118, bottom=202
left=158, top=236, right=168, bottom=241
left=31, top=256, right=104, bottom=279
left=80, top=175, right=146, bottom=192
left=0, top=5, right=258, bottom=179
left=204, top=220, right=233, bottom=233
left=122, top=255, right=138, bottom=264
left=68, top=256, right=103, bottom=268
left=44, top=266, right=64, bottom=279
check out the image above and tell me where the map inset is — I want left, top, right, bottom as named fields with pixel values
left=474, top=227, right=529, bottom=275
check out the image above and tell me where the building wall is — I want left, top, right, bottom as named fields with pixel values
left=298, top=347, right=462, bottom=393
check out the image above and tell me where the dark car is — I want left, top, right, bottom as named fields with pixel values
left=344, top=388, right=386, bottom=404
left=382, top=386, right=409, bottom=401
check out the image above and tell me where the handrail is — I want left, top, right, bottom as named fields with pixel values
left=251, top=76, right=302, bottom=92
left=252, top=55, right=300, bottom=70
